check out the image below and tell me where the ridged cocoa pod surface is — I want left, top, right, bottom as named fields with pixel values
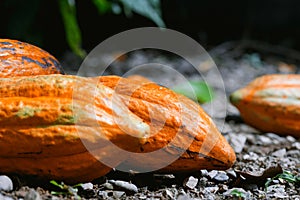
left=230, top=74, right=300, bottom=138
left=0, top=74, right=236, bottom=183
left=0, top=39, right=64, bottom=77
left=99, top=76, right=236, bottom=172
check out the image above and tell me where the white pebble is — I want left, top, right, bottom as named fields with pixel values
left=286, top=136, right=296, bottom=143
left=292, top=142, right=300, bottom=150
left=24, top=189, right=42, bottom=200
left=184, top=176, right=198, bottom=189
left=81, top=182, right=93, bottom=190
left=0, top=193, right=14, bottom=200
left=108, top=180, right=138, bottom=193
left=271, top=148, right=286, bottom=158
left=0, top=175, right=13, bottom=191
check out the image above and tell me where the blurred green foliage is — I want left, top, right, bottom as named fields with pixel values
left=3, top=0, right=165, bottom=58
left=58, top=0, right=86, bottom=58
left=173, top=81, right=214, bottom=104
left=58, top=0, right=165, bottom=58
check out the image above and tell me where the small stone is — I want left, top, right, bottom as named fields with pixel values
left=286, top=150, right=300, bottom=157
left=138, top=194, right=147, bottom=199
left=50, top=196, right=60, bottom=200
left=113, top=191, right=126, bottom=198
left=240, top=124, right=259, bottom=133
left=0, top=193, right=14, bottom=200
left=258, top=135, right=273, bottom=145
left=102, top=182, right=114, bottom=190
left=200, top=169, right=208, bottom=176
left=213, top=171, right=229, bottom=182
left=286, top=136, right=296, bottom=143
left=15, top=189, right=28, bottom=198
left=292, top=197, right=300, bottom=200
left=0, top=175, right=13, bottom=191
left=243, top=154, right=250, bottom=160
left=271, top=148, right=286, bottom=158
left=220, top=123, right=232, bottom=134
left=154, top=174, right=175, bottom=179
left=184, top=176, right=198, bottom=189
left=270, top=192, right=289, bottom=199
left=218, top=184, right=229, bottom=192
left=226, top=169, right=237, bottom=178
left=267, top=184, right=288, bottom=198
left=204, top=186, right=219, bottom=193
left=243, top=152, right=259, bottom=161
left=272, top=180, right=279, bottom=184
left=177, top=189, right=190, bottom=200
left=266, top=133, right=287, bottom=143
left=24, top=189, right=42, bottom=200
left=153, top=174, right=175, bottom=184
left=258, top=156, right=267, bottom=161
left=203, top=194, right=216, bottom=200
left=245, top=133, right=256, bottom=144
left=198, top=177, right=208, bottom=186
left=177, top=194, right=191, bottom=200
left=108, top=180, right=138, bottom=194
left=228, top=133, right=247, bottom=153
left=81, top=182, right=93, bottom=190
left=163, top=189, right=174, bottom=199
left=177, top=188, right=186, bottom=195
left=208, top=170, right=218, bottom=179
left=292, top=142, right=300, bottom=150
left=98, top=190, right=109, bottom=199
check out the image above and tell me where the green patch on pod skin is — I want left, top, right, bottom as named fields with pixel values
left=229, top=90, right=244, bottom=105
left=55, top=114, right=78, bottom=125
left=254, top=111, right=272, bottom=122
left=16, top=106, right=41, bottom=119
left=54, top=104, right=86, bottom=125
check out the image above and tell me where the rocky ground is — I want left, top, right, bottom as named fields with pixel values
left=0, top=40, right=299, bottom=199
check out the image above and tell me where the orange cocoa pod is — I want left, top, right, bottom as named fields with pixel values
left=98, top=75, right=236, bottom=172
left=0, top=74, right=235, bottom=183
left=0, top=39, right=64, bottom=77
left=230, top=74, right=300, bottom=138
left=0, top=75, right=143, bottom=183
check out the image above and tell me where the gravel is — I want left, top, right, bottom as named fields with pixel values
left=1, top=40, right=300, bottom=199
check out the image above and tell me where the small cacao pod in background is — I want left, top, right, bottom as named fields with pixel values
left=0, top=39, right=64, bottom=77
left=230, top=74, right=300, bottom=138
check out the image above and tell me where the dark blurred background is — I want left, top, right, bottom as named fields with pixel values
left=1, top=0, right=300, bottom=59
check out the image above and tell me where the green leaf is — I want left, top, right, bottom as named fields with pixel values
left=265, top=178, right=272, bottom=189
left=173, top=81, right=214, bottom=104
left=58, top=0, right=86, bottom=58
left=50, top=180, right=64, bottom=189
left=118, top=0, right=165, bottom=27
left=265, top=171, right=300, bottom=190
left=51, top=191, right=66, bottom=195
left=278, top=171, right=299, bottom=183
left=50, top=180, right=82, bottom=199
left=230, top=189, right=246, bottom=198
left=91, top=0, right=112, bottom=14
